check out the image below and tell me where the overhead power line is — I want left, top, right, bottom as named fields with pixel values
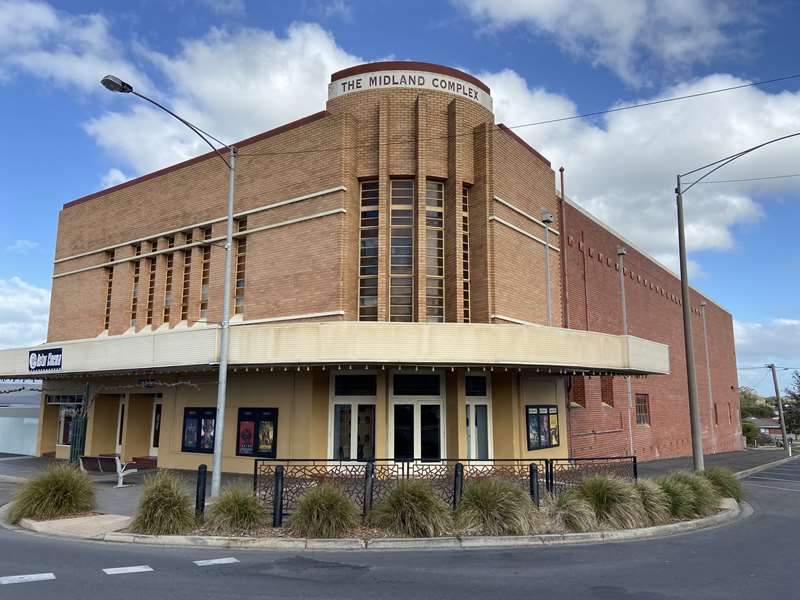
left=237, top=71, right=800, bottom=158
left=698, top=172, right=800, bottom=184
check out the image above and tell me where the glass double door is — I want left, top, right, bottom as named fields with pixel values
left=392, top=402, right=442, bottom=461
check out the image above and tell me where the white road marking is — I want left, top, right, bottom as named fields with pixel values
left=746, top=482, right=800, bottom=492
left=0, top=573, right=56, bottom=585
left=747, top=475, right=800, bottom=483
left=102, top=565, right=154, bottom=575
left=193, top=557, right=240, bottom=566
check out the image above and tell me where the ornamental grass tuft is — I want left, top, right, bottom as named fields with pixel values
left=657, top=473, right=699, bottom=519
left=206, top=485, right=266, bottom=534
left=369, top=480, right=452, bottom=538
left=703, top=467, right=743, bottom=502
left=570, top=475, right=648, bottom=529
left=289, top=484, right=359, bottom=539
left=663, top=471, right=720, bottom=517
left=8, top=464, right=94, bottom=524
left=129, top=471, right=195, bottom=536
left=635, top=479, right=671, bottom=525
left=455, top=478, right=546, bottom=536
left=543, top=491, right=597, bottom=533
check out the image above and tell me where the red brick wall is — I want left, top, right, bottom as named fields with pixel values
left=563, top=200, right=742, bottom=461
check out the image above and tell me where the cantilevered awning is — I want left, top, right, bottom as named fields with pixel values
left=0, top=321, right=669, bottom=380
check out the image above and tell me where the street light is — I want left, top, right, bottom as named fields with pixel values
left=541, top=208, right=555, bottom=326
left=617, top=247, right=635, bottom=456
left=676, top=130, right=800, bottom=472
left=101, top=75, right=236, bottom=497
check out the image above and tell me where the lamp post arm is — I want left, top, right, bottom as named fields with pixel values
left=680, top=131, right=800, bottom=194
left=131, top=91, right=231, bottom=169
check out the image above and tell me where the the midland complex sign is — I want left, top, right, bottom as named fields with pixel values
left=328, top=68, right=493, bottom=111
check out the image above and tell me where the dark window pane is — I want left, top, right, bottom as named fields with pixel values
left=394, top=374, right=440, bottom=396
left=335, top=375, right=377, bottom=396
left=333, top=404, right=352, bottom=460
left=357, top=404, right=375, bottom=461
left=420, top=405, right=441, bottom=461
left=475, top=404, right=489, bottom=460
left=394, top=404, right=414, bottom=460
left=152, top=404, right=162, bottom=449
left=465, top=375, right=487, bottom=396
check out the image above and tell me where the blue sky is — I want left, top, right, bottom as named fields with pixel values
left=0, top=0, right=798, bottom=394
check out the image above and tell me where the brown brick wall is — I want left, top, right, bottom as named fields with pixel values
left=563, top=201, right=741, bottom=461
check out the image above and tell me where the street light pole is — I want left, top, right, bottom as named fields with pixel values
left=675, top=175, right=705, bottom=471
left=675, top=130, right=800, bottom=472
left=100, top=75, right=235, bottom=497
left=617, top=247, right=635, bottom=457
left=768, top=364, right=791, bottom=457
left=541, top=208, right=555, bottom=327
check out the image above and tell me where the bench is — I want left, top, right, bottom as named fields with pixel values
left=79, top=455, right=138, bottom=488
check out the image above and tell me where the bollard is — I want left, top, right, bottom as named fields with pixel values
left=195, top=464, right=207, bottom=520
left=632, top=456, right=638, bottom=481
left=363, top=462, right=375, bottom=517
left=272, top=465, right=285, bottom=528
left=529, top=463, right=540, bottom=508
left=452, top=462, right=464, bottom=510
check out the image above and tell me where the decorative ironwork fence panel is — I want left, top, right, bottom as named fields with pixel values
left=549, top=456, right=638, bottom=495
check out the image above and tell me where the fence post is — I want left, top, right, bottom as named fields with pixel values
left=195, top=464, right=207, bottom=521
left=252, top=460, right=258, bottom=494
left=363, top=462, right=375, bottom=516
left=453, top=462, right=464, bottom=510
left=544, top=459, right=553, bottom=494
left=272, top=465, right=285, bottom=528
left=632, top=456, right=638, bottom=481
left=529, top=463, right=540, bottom=507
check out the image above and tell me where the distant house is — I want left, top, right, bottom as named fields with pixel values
left=748, top=417, right=791, bottom=442
left=0, top=383, right=41, bottom=455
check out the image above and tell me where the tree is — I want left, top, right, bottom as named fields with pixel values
left=783, top=371, right=800, bottom=435
left=739, top=387, right=775, bottom=419
left=742, top=420, right=759, bottom=446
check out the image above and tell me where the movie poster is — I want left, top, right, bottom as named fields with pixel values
left=258, top=420, right=274, bottom=454
left=199, top=417, right=215, bottom=450
left=238, top=420, right=255, bottom=455
left=183, top=418, right=198, bottom=449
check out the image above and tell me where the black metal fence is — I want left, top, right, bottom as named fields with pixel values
left=254, top=456, right=636, bottom=527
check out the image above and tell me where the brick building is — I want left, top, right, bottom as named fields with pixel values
left=0, top=61, right=739, bottom=472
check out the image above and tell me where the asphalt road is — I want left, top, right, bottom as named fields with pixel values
left=0, top=459, right=797, bottom=599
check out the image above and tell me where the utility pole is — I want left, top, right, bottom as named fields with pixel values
left=768, top=364, right=791, bottom=457
left=676, top=175, right=704, bottom=471
left=617, top=247, right=635, bottom=456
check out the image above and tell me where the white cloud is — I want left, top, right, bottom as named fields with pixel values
left=457, top=0, right=746, bottom=85
left=734, top=319, right=800, bottom=394
left=84, top=22, right=361, bottom=173
left=480, top=68, right=800, bottom=268
left=4, top=240, right=38, bottom=254
left=99, top=167, right=128, bottom=189
left=0, top=0, right=148, bottom=92
left=0, top=277, right=49, bottom=348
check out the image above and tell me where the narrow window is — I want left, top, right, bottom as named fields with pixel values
left=130, top=243, right=142, bottom=327
left=526, top=405, right=560, bottom=450
left=234, top=218, right=247, bottom=315
left=465, top=374, right=491, bottom=460
left=145, top=240, right=157, bottom=326
left=714, top=403, right=719, bottom=426
left=358, top=181, right=379, bottom=321
left=571, top=376, right=587, bottom=408
left=600, top=376, right=615, bottom=407
left=425, top=180, right=444, bottom=322
left=728, top=403, right=732, bottom=424
left=103, top=249, right=115, bottom=330
left=180, top=231, right=193, bottom=320
left=461, top=184, right=471, bottom=322
left=58, top=406, right=74, bottom=446
left=331, top=375, right=377, bottom=461
left=199, top=228, right=212, bottom=320
left=390, top=179, right=414, bottom=322
left=635, top=393, right=651, bottom=426
left=162, top=236, right=175, bottom=323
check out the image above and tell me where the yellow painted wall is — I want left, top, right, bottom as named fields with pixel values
left=310, top=370, right=329, bottom=457
left=85, top=394, right=120, bottom=456
left=37, top=402, right=58, bottom=456
left=124, top=394, right=154, bottom=460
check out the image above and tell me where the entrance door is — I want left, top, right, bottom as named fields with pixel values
left=149, top=400, right=163, bottom=456
left=115, top=396, right=127, bottom=456
left=390, top=373, right=444, bottom=462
